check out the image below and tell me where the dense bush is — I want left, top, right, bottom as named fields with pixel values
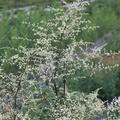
left=67, top=65, right=120, bottom=101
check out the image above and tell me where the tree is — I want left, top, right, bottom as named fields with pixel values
left=0, top=0, right=120, bottom=120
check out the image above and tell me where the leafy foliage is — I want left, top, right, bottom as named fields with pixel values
left=0, top=1, right=120, bottom=120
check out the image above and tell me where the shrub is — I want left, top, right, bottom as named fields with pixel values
left=0, top=1, right=120, bottom=120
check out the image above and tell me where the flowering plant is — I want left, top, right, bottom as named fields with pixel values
left=0, top=0, right=120, bottom=120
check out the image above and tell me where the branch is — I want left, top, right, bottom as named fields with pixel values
left=13, top=80, right=21, bottom=120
